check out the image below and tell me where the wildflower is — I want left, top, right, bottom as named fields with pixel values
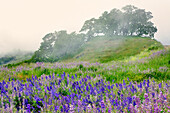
left=100, top=100, right=105, bottom=109
left=159, top=83, right=162, bottom=88
left=87, top=104, right=92, bottom=112
left=69, top=104, right=74, bottom=113
left=144, top=93, right=148, bottom=98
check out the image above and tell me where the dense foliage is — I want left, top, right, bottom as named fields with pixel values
left=32, top=31, right=85, bottom=62
left=80, top=5, right=157, bottom=40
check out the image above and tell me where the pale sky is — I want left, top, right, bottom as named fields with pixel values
left=0, top=0, right=170, bottom=54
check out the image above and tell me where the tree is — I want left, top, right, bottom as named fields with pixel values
left=32, top=30, right=85, bottom=62
left=52, top=31, right=85, bottom=59
left=80, top=5, right=157, bottom=39
left=32, top=33, right=56, bottom=62
left=80, top=18, right=97, bottom=40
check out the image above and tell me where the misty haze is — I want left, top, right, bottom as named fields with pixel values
left=0, top=0, right=169, bottom=112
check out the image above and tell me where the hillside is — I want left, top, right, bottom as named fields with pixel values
left=0, top=45, right=168, bottom=83
left=0, top=47, right=169, bottom=112
left=64, top=36, right=163, bottom=63
left=31, top=5, right=158, bottom=63
left=0, top=51, right=33, bottom=66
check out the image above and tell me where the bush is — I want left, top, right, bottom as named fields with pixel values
left=79, top=64, right=84, bottom=70
left=148, top=46, right=158, bottom=51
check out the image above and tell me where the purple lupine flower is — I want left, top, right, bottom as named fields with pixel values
left=144, top=93, right=148, bottom=98
left=133, top=101, right=136, bottom=106
left=145, top=87, right=148, bottom=93
left=27, top=104, right=31, bottom=112
left=72, top=75, right=75, bottom=80
left=123, top=80, right=126, bottom=86
left=140, top=82, right=142, bottom=88
left=116, top=83, right=118, bottom=87
left=143, top=80, right=146, bottom=86
left=14, top=87, right=17, bottom=91
left=159, top=83, right=162, bottom=88
left=86, top=85, right=89, bottom=91
left=100, top=100, right=105, bottom=109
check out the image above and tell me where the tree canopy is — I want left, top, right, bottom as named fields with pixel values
left=80, top=5, right=157, bottom=39
left=32, top=31, right=85, bottom=62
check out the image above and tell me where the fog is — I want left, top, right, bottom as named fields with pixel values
left=0, top=0, right=170, bottom=54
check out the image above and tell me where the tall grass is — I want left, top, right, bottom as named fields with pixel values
left=0, top=49, right=169, bottom=84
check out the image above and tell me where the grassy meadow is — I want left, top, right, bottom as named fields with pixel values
left=0, top=37, right=169, bottom=112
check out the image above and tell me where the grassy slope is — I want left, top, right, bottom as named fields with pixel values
left=65, top=36, right=163, bottom=63
left=0, top=48, right=169, bottom=83
left=1, top=36, right=168, bottom=83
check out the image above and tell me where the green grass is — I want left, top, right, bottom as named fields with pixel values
left=0, top=36, right=168, bottom=84
left=67, top=36, right=163, bottom=63
left=0, top=48, right=169, bottom=84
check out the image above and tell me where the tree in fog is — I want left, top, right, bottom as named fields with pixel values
left=121, top=5, right=157, bottom=37
left=52, top=30, right=85, bottom=59
left=80, top=5, right=157, bottom=40
left=33, top=31, right=85, bottom=62
left=32, top=33, right=56, bottom=62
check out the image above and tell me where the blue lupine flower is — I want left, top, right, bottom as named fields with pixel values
left=117, top=91, right=120, bottom=96
left=47, top=86, right=50, bottom=91
left=14, top=87, right=16, bottom=91
left=133, top=101, right=136, bottom=106
left=152, top=92, right=155, bottom=97
left=123, top=80, right=126, bottom=86
left=5, top=84, right=8, bottom=89
left=159, top=83, right=162, bottom=88
left=2, top=80, right=6, bottom=85
left=145, top=87, right=148, bottom=93
left=86, top=86, right=89, bottom=91
left=116, top=83, right=118, bottom=87
left=111, top=84, right=114, bottom=89
left=72, top=75, right=74, bottom=79
left=32, top=75, right=34, bottom=80
left=107, top=85, right=110, bottom=90
left=147, top=82, right=149, bottom=87
left=140, top=82, right=142, bottom=88
left=35, top=75, right=37, bottom=79
left=143, top=80, right=146, bottom=85
left=54, top=106, right=58, bottom=111
left=100, top=100, right=105, bottom=109
left=50, top=85, right=52, bottom=90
